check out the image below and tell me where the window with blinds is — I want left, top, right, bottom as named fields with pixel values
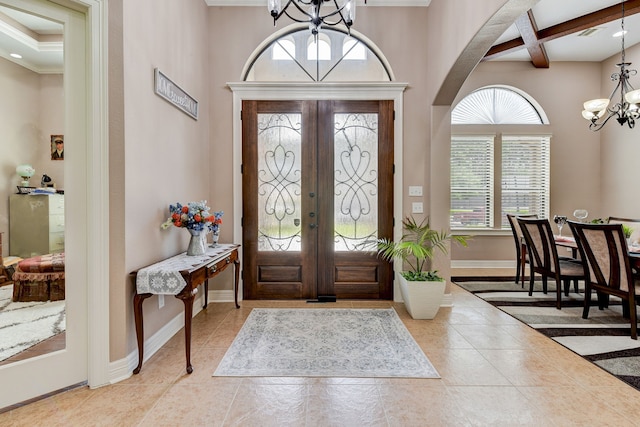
left=501, top=136, right=550, bottom=228
left=451, top=85, right=550, bottom=231
left=450, top=136, right=494, bottom=228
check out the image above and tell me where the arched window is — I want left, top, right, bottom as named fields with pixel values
left=242, top=26, right=393, bottom=82
left=343, top=38, right=365, bottom=60
left=451, top=86, right=550, bottom=230
left=452, top=86, right=546, bottom=124
left=307, top=34, right=331, bottom=60
left=272, top=38, right=295, bottom=60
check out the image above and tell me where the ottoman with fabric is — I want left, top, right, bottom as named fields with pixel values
left=12, top=253, right=65, bottom=302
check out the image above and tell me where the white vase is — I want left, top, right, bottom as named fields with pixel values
left=186, top=229, right=206, bottom=256
left=397, top=272, right=445, bottom=319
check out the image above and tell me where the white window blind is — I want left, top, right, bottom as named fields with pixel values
left=501, top=136, right=550, bottom=228
left=450, top=136, right=494, bottom=229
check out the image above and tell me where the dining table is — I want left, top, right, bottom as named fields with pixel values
left=554, top=235, right=640, bottom=260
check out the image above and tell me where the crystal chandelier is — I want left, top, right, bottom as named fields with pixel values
left=268, top=0, right=361, bottom=35
left=582, top=0, right=640, bottom=131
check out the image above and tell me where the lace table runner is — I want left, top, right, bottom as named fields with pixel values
left=136, top=244, right=238, bottom=295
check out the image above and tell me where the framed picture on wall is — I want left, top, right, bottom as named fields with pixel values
left=51, top=135, right=64, bottom=160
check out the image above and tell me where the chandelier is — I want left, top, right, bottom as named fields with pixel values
left=582, top=0, right=640, bottom=131
left=268, top=0, right=361, bottom=35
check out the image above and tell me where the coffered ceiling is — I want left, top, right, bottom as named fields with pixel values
left=0, top=5, right=62, bottom=74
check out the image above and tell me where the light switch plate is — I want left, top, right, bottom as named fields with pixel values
left=408, top=186, right=423, bottom=197
left=412, top=202, right=424, bottom=214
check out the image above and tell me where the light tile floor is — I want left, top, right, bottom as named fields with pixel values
left=2, top=279, right=640, bottom=426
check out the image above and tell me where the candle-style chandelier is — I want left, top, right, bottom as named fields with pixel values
left=268, top=0, right=362, bottom=35
left=582, top=0, right=640, bottom=131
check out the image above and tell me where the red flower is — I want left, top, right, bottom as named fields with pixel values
left=174, top=221, right=182, bottom=227
left=181, top=206, right=189, bottom=213
left=205, top=215, right=214, bottom=222
left=194, top=214, right=201, bottom=222
left=172, top=213, right=180, bottom=220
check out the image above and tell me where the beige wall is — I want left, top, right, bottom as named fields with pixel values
left=110, top=0, right=211, bottom=359
left=110, top=0, right=553, bottom=361
left=600, top=42, right=640, bottom=218
left=0, top=58, right=63, bottom=258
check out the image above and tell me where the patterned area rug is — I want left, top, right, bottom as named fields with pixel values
left=455, top=280, right=640, bottom=391
left=0, top=285, right=66, bottom=361
left=214, top=308, right=440, bottom=378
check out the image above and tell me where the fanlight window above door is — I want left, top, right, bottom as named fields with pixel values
left=452, top=86, right=547, bottom=125
left=244, top=27, right=392, bottom=82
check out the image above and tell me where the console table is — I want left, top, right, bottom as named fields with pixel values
left=131, top=243, right=240, bottom=374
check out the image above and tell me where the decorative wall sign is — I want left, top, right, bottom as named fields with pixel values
left=154, top=68, right=198, bottom=120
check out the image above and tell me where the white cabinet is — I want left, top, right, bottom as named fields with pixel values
left=9, top=194, right=65, bottom=258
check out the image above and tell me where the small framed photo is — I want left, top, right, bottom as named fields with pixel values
left=51, top=135, right=64, bottom=160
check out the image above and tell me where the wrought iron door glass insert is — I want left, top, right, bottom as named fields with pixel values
left=257, top=113, right=303, bottom=251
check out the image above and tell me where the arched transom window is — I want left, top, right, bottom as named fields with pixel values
left=244, top=26, right=392, bottom=82
left=452, top=86, right=547, bottom=125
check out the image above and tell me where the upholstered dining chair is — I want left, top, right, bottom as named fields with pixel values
left=517, top=217, right=585, bottom=309
left=607, top=216, right=640, bottom=278
left=507, top=214, right=537, bottom=287
left=568, top=221, right=640, bottom=340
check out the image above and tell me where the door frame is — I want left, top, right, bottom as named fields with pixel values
left=228, top=82, right=407, bottom=301
left=0, top=0, right=109, bottom=409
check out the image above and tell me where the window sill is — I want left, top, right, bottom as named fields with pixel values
left=451, top=229, right=512, bottom=237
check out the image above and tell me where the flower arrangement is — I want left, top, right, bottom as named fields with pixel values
left=208, top=210, right=224, bottom=233
left=161, top=201, right=221, bottom=232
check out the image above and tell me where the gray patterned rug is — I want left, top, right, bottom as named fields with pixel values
left=214, top=308, right=440, bottom=378
left=0, top=285, right=65, bottom=361
left=455, top=280, right=640, bottom=391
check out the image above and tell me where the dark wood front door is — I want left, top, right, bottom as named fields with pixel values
left=242, top=99, right=394, bottom=300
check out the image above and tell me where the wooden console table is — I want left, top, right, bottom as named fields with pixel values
left=131, top=243, right=240, bottom=374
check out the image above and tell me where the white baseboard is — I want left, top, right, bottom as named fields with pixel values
left=110, top=293, right=208, bottom=384
left=451, top=260, right=516, bottom=269
left=210, top=289, right=238, bottom=303
left=441, top=293, right=453, bottom=307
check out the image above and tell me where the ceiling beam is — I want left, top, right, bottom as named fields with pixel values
left=484, top=0, right=640, bottom=62
left=515, top=9, right=549, bottom=68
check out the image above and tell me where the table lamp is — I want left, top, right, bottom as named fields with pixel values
left=16, top=164, right=35, bottom=186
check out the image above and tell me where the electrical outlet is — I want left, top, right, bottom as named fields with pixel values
left=412, top=202, right=424, bottom=214
left=158, top=294, right=165, bottom=309
left=408, top=186, right=423, bottom=197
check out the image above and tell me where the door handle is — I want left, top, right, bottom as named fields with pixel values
left=310, top=223, right=317, bottom=229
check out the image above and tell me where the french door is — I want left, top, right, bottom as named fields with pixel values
left=242, top=99, right=394, bottom=300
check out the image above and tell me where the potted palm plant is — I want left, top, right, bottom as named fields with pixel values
left=370, top=216, right=468, bottom=319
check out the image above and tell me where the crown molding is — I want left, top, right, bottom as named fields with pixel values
left=205, top=0, right=430, bottom=6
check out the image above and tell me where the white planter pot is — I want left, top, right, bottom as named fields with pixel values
left=398, top=273, right=446, bottom=319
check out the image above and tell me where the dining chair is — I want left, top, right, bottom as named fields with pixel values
left=568, top=221, right=640, bottom=340
left=607, top=217, right=640, bottom=277
left=506, top=214, right=537, bottom=287
left=517, top=217, right=585, bottom=309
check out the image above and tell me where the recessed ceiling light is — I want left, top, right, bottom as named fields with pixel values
left=613, top=30, right=627, bottom=38
left=9, top=53, right=22, bottom=59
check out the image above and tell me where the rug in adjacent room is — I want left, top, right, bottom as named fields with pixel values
left=455, top=280, right=640, bottom=391
left=0, top=284, right=66, bottom=361
left=214, top=308, right=440, bottom=378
